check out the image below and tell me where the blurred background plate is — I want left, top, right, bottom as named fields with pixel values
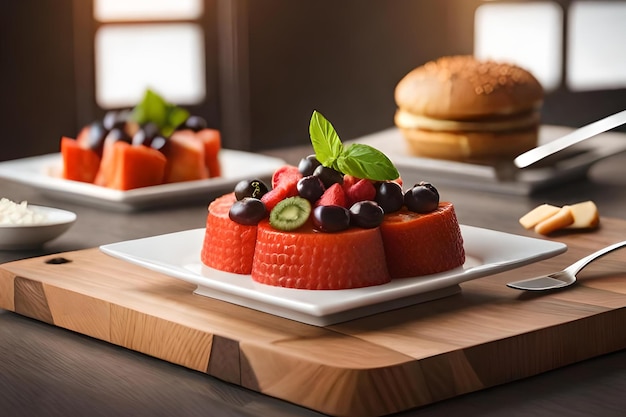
left=0, top=150, right=285, bottom=211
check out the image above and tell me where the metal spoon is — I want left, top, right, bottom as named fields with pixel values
left=487, top=110, right=626, bottom=183
left=507, top=240, right=626, bottom=291
left=514, top=110, right=626, bottom=169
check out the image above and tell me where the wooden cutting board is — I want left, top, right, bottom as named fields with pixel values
left=1, top=218, right=626, bottom=417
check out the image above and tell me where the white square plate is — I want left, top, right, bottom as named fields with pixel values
left=100, top=226, right=567, bottom=326
left=0, top=150, right=285, bottom=211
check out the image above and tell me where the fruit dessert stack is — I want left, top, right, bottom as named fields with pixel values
left=60, top=89, right=221, bottom=190
left=201, top=111, right=465, bottom=290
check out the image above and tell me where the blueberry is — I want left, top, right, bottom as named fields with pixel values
left=149, top=135, right=169, bottom=152
left=298, top=154, right=322, bottom=177
left=132, top=122, right=160, bottom=146
left=104, top=127, right=131, bottom=145
left=84, top=121, right=107, bottom=155
left=349, top=201, right=384, bottom=229
left=404, top=182, right=439, bottom=213
left=180, top=115, right=207, bottom=132
left=297, top=176, right=326, bottom=202
left=312, top=205, right=350, bottom=233
left=375, top=181, right=404, bottom=213
left=102, top=109, right=130, bottom=131
left=313, top=165, right=344, bottom=188
left=229, top=198, right=267, bottom=225
left=234, top=179, right=269, bottom=200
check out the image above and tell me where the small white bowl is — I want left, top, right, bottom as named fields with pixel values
left=0, top=205, right=77, bottom=250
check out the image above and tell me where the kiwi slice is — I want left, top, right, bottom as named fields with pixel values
left=269, top=196, right=312, bottom=231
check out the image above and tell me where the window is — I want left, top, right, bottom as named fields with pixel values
left=91, top=0, right=206, bottom=108
left=568, top=1, right=626, bottom=90
left=475, top=0, right=626, bottom=92
left=474, top=2, right=563, bottom=91
left=94, top=0, right=202, bottom=21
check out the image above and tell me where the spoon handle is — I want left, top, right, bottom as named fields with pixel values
left=563, top=240, right=626, bottom=276
left=514, top=110, right=626, bottom=168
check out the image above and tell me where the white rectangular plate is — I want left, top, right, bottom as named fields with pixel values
left=0, top=150, right=285, bottom=211
left=100, top=226, right=567, bottom=326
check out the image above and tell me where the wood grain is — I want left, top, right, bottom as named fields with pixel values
left=1, top=218, right=625, bottom=417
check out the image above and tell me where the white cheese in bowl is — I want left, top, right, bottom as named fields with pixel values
left=0, top=198, right=47, bottom=225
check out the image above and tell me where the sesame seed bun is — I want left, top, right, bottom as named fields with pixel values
left=394, top=55, right=544, bottom=162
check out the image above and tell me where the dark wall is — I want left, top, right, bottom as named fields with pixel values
left=245, top=0, right=475, bottom=150
left=1, top=0, right=77, bottom=161
left=1, top=0, right=623, bottom=161
left=243, top=0, right=625, bottom=151
left=0, top=0, right=476, bottom=159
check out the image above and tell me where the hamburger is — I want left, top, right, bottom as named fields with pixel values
left=394, top=55, right=544, bottom=162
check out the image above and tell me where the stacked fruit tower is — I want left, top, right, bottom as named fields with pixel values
left=202, top=111, right=465, bottom=290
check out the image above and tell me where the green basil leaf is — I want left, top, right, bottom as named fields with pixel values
left=309, top=111, right=343, bottom=167
left=131, top=89, right=189, bottom=137
left=162, top=104, right=189, bottom=137
left=132, top=89, right=166, bottom=127
left=337, top=143, right=400, bottom=181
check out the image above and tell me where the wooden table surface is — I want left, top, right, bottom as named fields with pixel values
left=1, top=129, right=626, bottom=416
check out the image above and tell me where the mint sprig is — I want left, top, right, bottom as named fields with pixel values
left=131, top=89, right=189, bottom=137
left=309, top=111, right=399, bottom=181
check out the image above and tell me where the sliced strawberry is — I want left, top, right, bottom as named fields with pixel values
left=342, top=174, right=359, bottom=192
left=316, top=183, right=346, bottom=208
left=281, top=177, right=301, bottom=200
left=261, top=187, right=290, bottom=211
left=345, top=178, right=377, bottom=207
left=271, top=165, right=302, bottom=189
left=261, top=165, right=303, bottom=211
